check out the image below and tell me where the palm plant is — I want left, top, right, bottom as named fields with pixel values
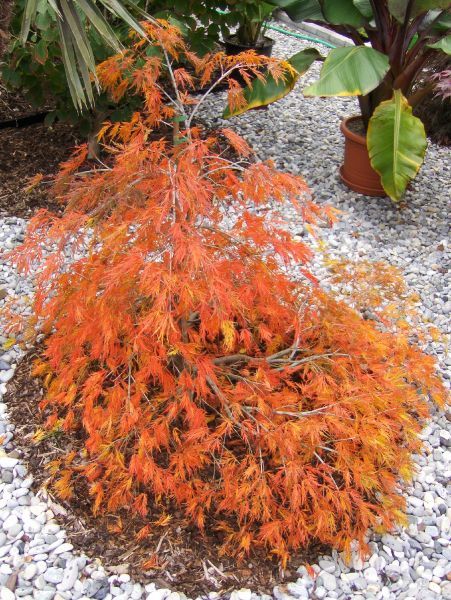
left=19, top=0, right=149, bottom=110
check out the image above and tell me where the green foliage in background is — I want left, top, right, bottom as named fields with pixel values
left=2, top=0, right=143, bottom=133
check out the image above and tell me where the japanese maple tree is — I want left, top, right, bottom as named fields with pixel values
left=7, top=19, right=446, bottom=565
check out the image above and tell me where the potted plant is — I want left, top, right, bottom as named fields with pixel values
left=226, top=0, right=451, bottom=201
left=223, top=0, right=276, bottom=56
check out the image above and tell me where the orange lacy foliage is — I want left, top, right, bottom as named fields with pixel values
left=7, top=19, right=447, bottom=565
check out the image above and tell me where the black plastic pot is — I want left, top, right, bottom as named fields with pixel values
left=223, top=35, right=275, bottom=93
left=223, top=35, right=275, bottom=58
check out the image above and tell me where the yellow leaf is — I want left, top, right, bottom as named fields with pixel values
left=153, top=513, right=172, bottom=527
left=2, top=338, right=16, bottom=350
left=221, top=320, right=235, bottom=352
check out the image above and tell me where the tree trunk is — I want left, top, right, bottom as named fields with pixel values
left=0, top=0, right=15, bottom=59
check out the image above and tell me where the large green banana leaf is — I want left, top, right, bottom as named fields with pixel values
left=322, top=0, right=369, bottom=27
left=21, top=0, right=148, bottom=110
left=304, top=46, right=390, bottom=97
left=367, top=90, right=427, bottom=201
left=223, top=48, right=322, bottom=118
left=388, top=0, right=451, bottom=21
left=267, top=0, right=325, bottom=22
left=352, top=0, right=373, bottom=19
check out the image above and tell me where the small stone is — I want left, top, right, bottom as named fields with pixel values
left=57, top=560, right=79, bottom=592
left=236, top=589, right=252, bottom=600
left=52, top=543, right=73, bottom=555
left=44, top=567, right=64, bottom=584
left=429, top=582, right=442, bottom=594
left=0, top=456, right=19, bottom=469
left=0, top=588, right=15, bottom=600
left=425, top=525, right=439, bottom=538
left=35, top=591, right=55, bottom=600
left=341, top=572, right=360, bottom=583
left=364, top=567, right=379, bottom=583
left=1, top=472, right=13, bottom=484
left=146, top=589, right=171, bottom=600
left=22, top=563, right=37, bottom=581
left=286, top=582, right=308, bottom=598
left=320, top=571, right=336, bottom=591
left=438, top=429, right=451, bottom=448
left=0, top=370, right=14, bottom=384
left=318, top=559, right=336, bottom=573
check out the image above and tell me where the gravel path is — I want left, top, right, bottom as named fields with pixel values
left=1, top=26, right=450, bottom=600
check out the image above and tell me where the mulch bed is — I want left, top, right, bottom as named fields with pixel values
left=4, top=350, right=326, bottom=597
left=0, top=86, right=80, bottom=218
left=0, top=120, right=80, bottom=218
left=0, top=86, right=50, bottom=122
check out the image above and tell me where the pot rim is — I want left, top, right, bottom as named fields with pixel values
left=223, top=34, right=275, bottom=49
left=340, top=115, right=367, bottom=146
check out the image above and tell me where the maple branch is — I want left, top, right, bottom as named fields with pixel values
left=273, top=401, right=346, bottom=418
left=213, top=351, right=347, bottom=370
left=186, top=64, right=245, bottom=130
left=313, top=451, right=340, bottom=490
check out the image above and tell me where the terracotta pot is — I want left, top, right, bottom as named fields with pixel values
left=224, top=35, right=275, bottom=58
left=340, top=115, right=386, bottom=197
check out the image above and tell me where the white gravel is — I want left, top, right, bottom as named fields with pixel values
left=1, top=24, right=450, bottom=600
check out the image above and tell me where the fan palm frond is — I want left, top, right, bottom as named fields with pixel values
left=21, top=0, right=148, bottom=110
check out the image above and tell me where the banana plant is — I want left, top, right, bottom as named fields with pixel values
left=226, top=0, right=451, bottom=200
left=20, top=0, right=149, bottom=111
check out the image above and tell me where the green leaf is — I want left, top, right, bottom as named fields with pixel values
left=367, top=90, right=427, bottom=201
left=267, top=0, right=325, bottom=22
left=388, top=0, right=451, bottom=21
left=428, top=34, right=451, bottom=54
left=352, top=0, right=373, bottom=19
left=98, top=0, right=146, bottom=38
left=433, top=10, right=451, bottom=32
left=304, top=46, right=390, bottom=97
left=223, top=48, right=322, bottom=118
left=21, top=0, right=39, bottom=44
left=322, top=0, right=369, bottom=27
left=33, top=38, right=49, bottom=63
left=74, top=0, right=121, bottom=51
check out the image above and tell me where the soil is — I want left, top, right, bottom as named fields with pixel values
left=0, top=86, right=79, bottom=218
left=0, top=115, right=80, bottom=218
left=0, top=86, right=51, bottom=122
left=345, top=117, right=366, bottom=137
left=4, top=351, right=326, bottom=597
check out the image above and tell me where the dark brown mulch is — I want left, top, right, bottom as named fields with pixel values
left=0, top=86, right=51, bottom=122
left=4, top=350, right=326, bottom=598
left=0, top=120, right=80, bottom=218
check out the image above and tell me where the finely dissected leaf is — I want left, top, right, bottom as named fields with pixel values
left=5, top=19, right=446, bottom=564
left=224, top=48, right=322, bottom=118
left=304, top=46, right=390, bottom=97
left=367, top=90, right=427, bottom=200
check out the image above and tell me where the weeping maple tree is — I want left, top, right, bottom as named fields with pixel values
left=8, top=19, right=446, bottom=565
